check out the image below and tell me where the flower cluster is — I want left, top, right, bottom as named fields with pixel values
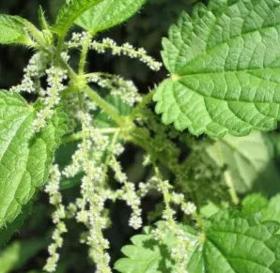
left=141, top=173, right=197, bottom=217
left=44, top=165, right=67, bottom=273
left=10, top=52, right=48, bottom=94
left=140, top=166, right=197, bottom=272
left=110, top=157, right=142, bottom=229
left=172, top=192, right=197, bottom=215
left=32, top=66, right=67, bottom=132
left=63, top=112, right=112, bottom=273
left=45, top=117, right=197, bottom=272
left=86, top=73, right=141, bottom=106
left=91, top=38, right=162, bottom=71
left=67, top=32, right=162, bottom=71
left=10, top=52, right=69, bottom=133
left=67, top=31, right=89, bottom=48
left=152, top=221, right=199, bottom=273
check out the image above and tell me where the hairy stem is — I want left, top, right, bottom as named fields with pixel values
left=79, top=33, right=93, bottom=74
left=83, top=85, right=126, bottom=126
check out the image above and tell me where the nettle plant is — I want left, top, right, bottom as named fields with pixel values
left=3, top=0, right=280, bottom=272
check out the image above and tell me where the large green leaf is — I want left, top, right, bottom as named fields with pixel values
left=0, top=91, right=67, bottom=228
left=205, top=132, right=280, bottom=194
left=54, top=0, right=104, bottom=36
left=76, top=0, right=146, bottom=33
left=154, top=0, right=280, bottom=137
left=0, top=15, right=32, bottom=45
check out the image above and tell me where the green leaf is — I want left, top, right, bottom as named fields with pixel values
left=115, top=233, right=162, bottom=273
left=242, top=194, right=268, bottom=215
left=261, top=194, right=280, bottom=223
left=0, top=15, right=32, bottom=45
left=154, top=0, right=280, bottom=137
left=54, top=0, right=104, bottom=36
left=0, top=91, right=68, bottom=228
left=205, top=132, right=280, bottom=193
left=76, top=0, right=146, bottom=33
left=188, top=214, right=280, bottom=273
left=242, top=194, right=280, bottom=224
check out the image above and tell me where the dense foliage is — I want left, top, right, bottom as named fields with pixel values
left=1, top=0, right=280, bottom=272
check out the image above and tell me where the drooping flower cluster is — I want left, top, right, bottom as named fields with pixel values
left=140, top=164, right=197, bottom=272
left=10, top=50, right=68, bottom=133
left=152, top=221, right=199, bottom=273
left=45, top=123, right=197, bottom=272
left=36, top=29, right=197, bottom=273
left=109, top=157, right=143, bottom=229
left=44, top=165, right=67, bottom=273
left=10, top=52, right=48, bottom=94
left=32, top=66, right=67, bottom=132
left=67, top=32, right=162, bottom=71
left=63, top=112, right=112, bottom=273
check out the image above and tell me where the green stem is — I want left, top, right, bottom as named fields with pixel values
left=58, top=55, right=76, bottom=80
left=25, top=21, right=46, bottom=48
left=79, top=33, right=93, bottom=74
left=217, top=140, right=240, bottom=205
left=126, top=127, right=180, bottom=173
left=83, top=85, right=125, bottom=126
left=58, top=52, right=127, bottom=128
left=132, top=89, right=154, bottom=118
left=224, top=171, right=240, bottom=205
left=63, top=128, right=120, bottom=143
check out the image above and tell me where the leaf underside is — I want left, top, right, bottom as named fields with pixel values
left=205, top=131, right=280, bottom=193
left=154, top=0, right=280, bottom=137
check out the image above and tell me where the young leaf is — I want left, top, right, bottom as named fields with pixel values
left=0, top=15, right=32, bottom=45
left=76, top=0, right=146, bottom=33
left=205, top=132, right=280, bottom=194
left=114, top=233, right=163, bottom=273
left=54, top=0, right=103, bottom=36
left=0, top=91, right=68, bottom=228
left=154, top=0, right=280, bottom=137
